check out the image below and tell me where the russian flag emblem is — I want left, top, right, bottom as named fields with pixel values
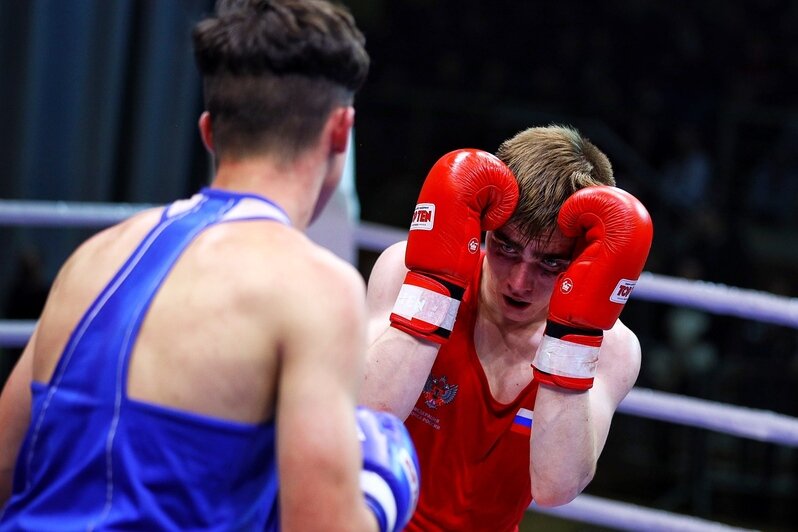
left=510, top=408, right=533, bottom=437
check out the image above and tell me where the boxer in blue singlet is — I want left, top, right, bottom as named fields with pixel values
left=0, top=1, right=418, bottom=530
left=1, top=190, right=287, bottom=530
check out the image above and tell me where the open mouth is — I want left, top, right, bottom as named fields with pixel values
left=503, top=295, right=530, bottom=309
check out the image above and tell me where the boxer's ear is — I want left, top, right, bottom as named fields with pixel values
left=328, top=106, right=354, bottom=155
left=199, top=112, right=214, bottom=153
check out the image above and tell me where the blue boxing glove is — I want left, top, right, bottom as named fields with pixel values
left=356, top=407, right=420, bottom=532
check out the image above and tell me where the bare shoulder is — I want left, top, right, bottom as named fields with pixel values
left=56, top=207, right=161, bottom=292
left=32, top=208, right=165, bottom=380
left=86, top=207, right=162, bottom=248
left=280, top=227, right=365, bottom=298
left=61, top=207, right=163, bottom=275
left=231, top=223, right=367, bottom=318
left=235, top=226, right=369, bottom=384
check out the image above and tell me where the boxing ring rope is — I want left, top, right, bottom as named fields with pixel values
left=0, top=199, right=152, bottom=227
left=530, top=494, right=752, bottom=532
left=0, top=199, right=791, bottom=531
left=0, top=321, right=35, bottom=348
left=5, top=200, right=795, bottom=328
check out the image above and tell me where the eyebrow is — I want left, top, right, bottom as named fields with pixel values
left=493, top=230, right=572, bottom=261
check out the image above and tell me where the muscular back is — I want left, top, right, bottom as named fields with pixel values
left=31, top=206, right=366, bottom=425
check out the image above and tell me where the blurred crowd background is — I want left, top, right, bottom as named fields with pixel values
left=1, top=1, right=797, bottom=530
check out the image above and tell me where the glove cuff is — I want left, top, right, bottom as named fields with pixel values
left=531, top=321, right=603, bottom=391
left=361, top=470, right=397, bottom=532
left=389, top=271, right=465, bottom=343
left=357, top=407, right=420, bottom=532
left=544, top=320, right=603, bottom=346
left=532, top=367, right=594, bottom=392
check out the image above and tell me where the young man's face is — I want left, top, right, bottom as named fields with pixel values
left=481, top=224, right=575, bottom=325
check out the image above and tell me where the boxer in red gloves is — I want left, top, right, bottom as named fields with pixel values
left=360, top=125, right=653, bottom=531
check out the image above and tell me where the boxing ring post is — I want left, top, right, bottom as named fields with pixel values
left=1, top=198, right=796, bottom=531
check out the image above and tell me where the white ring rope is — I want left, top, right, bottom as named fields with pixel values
left=2, top=199, right=797, bottom=326
left=0, top=320, right=35, bottom=348
left=0, top=198, right=787, bottom=530
left=0, top=199, right=152, bottom=227
left=530, top=494, right=756, bottom=531
left=619, top=387, right=798, bottom=446
left=634, top=271, right=798, bottom=329
left=3, top=316, right=795, bottom=448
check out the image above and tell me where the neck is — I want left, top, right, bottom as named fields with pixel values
left=210, top=152, right=326, bottom=231
left=475, top=310, right=545, bottom=356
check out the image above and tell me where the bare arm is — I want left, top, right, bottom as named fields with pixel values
left=0, top=327, right=37, bottom=506
left=276, top=257, right=377, bottom=531
left=358, top=242, right=440, bottom=420
left=529, top=321, right=640, bottom=507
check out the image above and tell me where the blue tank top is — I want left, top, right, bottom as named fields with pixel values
left=0, top=188, right=289, bottom=531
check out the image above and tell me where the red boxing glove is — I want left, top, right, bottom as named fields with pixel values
left=533, top=186, right=653, bottom=391
left=390, top=149, right=518, bottom=343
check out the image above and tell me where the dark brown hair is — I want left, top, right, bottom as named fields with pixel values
left=193, top=0, right=369, bottom=161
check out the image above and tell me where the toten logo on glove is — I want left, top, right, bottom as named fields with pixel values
left=410, top=203, right=435, bottom=231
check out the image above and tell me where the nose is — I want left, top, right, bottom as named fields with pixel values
left=506, top=262, right=535, bottom=297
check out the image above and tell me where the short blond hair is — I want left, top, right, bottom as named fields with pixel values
left=496, top=124, right=615, bottom=242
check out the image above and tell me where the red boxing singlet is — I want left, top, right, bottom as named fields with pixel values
left=405, top=259, right=539, bottom=532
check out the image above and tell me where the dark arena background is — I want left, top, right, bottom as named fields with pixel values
left=1, top=1, right=797, bottom=530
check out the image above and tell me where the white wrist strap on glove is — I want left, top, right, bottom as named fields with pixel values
left=532, top=335, right=599, bottom=379
left=392, top=284, right=460, bottom=332
left=361, top=470, right=397, bottom=532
